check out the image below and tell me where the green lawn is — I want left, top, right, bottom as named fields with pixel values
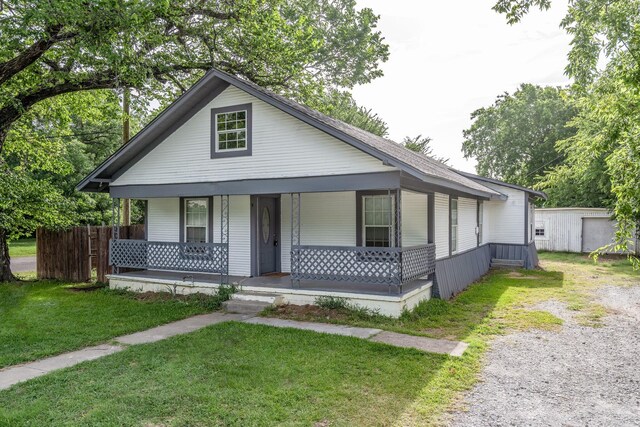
left=0, top=253, right=637, bottom=426
left=8, top=238, right=36, bottom=258
left=0, top=322, right=449, bottom=426
left=0, top=281, right=227, bottom=368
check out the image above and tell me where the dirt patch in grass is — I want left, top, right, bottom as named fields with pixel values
left=505, top=271, right=538, bottom=279
left=66, top=284, right=108, bottom=292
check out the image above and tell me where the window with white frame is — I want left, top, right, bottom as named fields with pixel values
left=535, top=226, right=545, bottom=237
left=215, top=110, right=247, bottom=152
left=450, top=198, right=458, bottom=253
left=184, top=199, right=208, bottom=243
left=362, top=195, right=394, bottom=247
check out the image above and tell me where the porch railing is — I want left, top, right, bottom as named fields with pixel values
left=109, top=239, right=229, bottom=274
left=290, top=243, right=436, bottom=291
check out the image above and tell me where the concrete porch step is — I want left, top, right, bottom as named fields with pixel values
left=231, top=291, right=285, bottom=305
left=491, top=258, right=524, bottom=268
left=222, top=299, right=273, bottom=315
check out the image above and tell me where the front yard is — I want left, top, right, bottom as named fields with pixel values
left=0, top=281, right=228, bottom=368
left=0, top=252, right=637, bottom=426
left=7, top=238, right=36, bottom=258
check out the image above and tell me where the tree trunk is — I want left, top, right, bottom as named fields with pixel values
left=121, top=87, right=131, bottom=226
left=0, top=127, right=15, bottom=282
left=0, top=230, right=16, bottom=282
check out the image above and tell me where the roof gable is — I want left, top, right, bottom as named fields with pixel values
left=77, top=68, right=500, bottom=199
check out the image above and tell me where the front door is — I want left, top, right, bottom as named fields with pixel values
left=258, top=197, right=279, bottom=274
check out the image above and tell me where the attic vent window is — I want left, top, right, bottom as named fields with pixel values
left=210, top=103, right=252, bottom=158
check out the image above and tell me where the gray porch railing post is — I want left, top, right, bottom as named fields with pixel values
left=396, top=188, right=402, bottom=293
left=111, top=197, right=120, bottom=274
left=220, top=195, right=229, bottom=285
left=290, top=193, right=301, bottom=288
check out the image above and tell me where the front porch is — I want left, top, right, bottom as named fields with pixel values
left=107, top=175, right=439, bottom=316
left=107, top=269, right=434, bottom=317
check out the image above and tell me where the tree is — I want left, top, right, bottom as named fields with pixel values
left=493, top=0, right=640, bottom=260
left=462, top=84, right=576, bottom=188
left=401, top=135, right=449, bottom=164
left=0, top=0, right=390, bottom=281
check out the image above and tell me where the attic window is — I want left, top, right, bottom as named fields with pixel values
left=211, top=103, right=252, bottom=158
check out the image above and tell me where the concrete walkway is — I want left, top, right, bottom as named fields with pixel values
left=0, top=313, right=246, bottom=391
left=0, top=313, right=468, bottom=391
left=247, top=317, right=469, bottom=356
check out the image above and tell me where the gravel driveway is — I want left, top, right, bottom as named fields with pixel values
left=450, top=285, right=640, bottom=427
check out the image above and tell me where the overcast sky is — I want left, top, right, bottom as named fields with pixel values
left=351, top=0, right=572, bottom=172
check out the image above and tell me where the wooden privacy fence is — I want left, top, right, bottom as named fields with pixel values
left=36, top=225, right=144, bottom=283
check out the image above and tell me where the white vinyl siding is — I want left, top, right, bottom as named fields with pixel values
left=112, top=86, right=393, bottom=187
left=146, top=196, right=250, bottom=276
left=281, top=192, right=356, bottom=273
left=458, top=197, right=478, bottom=252
left=482, top=184, right=526, bottom=245
left=211, top=195, right=251, bottom=276
left=401, top=190, right=428, bottom=247
left=450, top=199, right=458, bottom=254
left=147, top=198, right=180, bottom=242
left=434, top=193, right=449, bottom=259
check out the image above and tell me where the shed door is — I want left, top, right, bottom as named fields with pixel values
left=581, top=217, right=616, bottom=253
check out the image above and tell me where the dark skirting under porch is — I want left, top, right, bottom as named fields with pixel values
left=433, top=241, right=539, bottom=300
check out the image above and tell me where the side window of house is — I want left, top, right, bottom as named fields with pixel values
left=450, top=198, right=458, bottom=253
left=185, top=199, right=208, bottom=243
left=535, top=223, right=545, bottom=237
left=211, top=103, right=252, bottom=158
left=363, top=195, right=394, bottom=247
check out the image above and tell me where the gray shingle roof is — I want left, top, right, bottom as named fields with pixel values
left=78, top=68, right=511, bottom=198
left=220, top=70, right=501, bottom=197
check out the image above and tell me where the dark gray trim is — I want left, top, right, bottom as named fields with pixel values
left=210, top=103, right=252, bottom=159
left=456, top=170, right=547, bottom=199
left=524, top=192, right=529, bottom=245
left=77, top=77, right=230, bottom=191
left=250, top=196, right=258, bottom=277
left=433, top=241, right=539, bottom=300
left=144, top=200, right=149, bottom=241
left=449, top=196, right=458, bottom=256
left=77, top=68, right=500, bottom=200
left=355, top=190, right=399, bottom=247
left=400, top=172, right=496, bottom=200
left=433, top=244, right=491, bottom=299
left=179, top=196, right=213, bottom=243
left=251, top=195, right=281, bottom=276
left=427, top=194, right=435, bottom=244
left=110, top=171, right=402, bottom=198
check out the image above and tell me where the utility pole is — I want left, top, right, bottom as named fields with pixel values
left=121, top=87, right=131, bottom=226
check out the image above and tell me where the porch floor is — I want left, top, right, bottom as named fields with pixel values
left=114, top=270, right=429, bottom=296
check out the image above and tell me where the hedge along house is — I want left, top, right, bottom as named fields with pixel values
left=78, top=68, right=545, bottom=316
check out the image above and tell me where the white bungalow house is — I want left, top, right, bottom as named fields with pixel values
left=78, top=69, right=545, bottom=316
